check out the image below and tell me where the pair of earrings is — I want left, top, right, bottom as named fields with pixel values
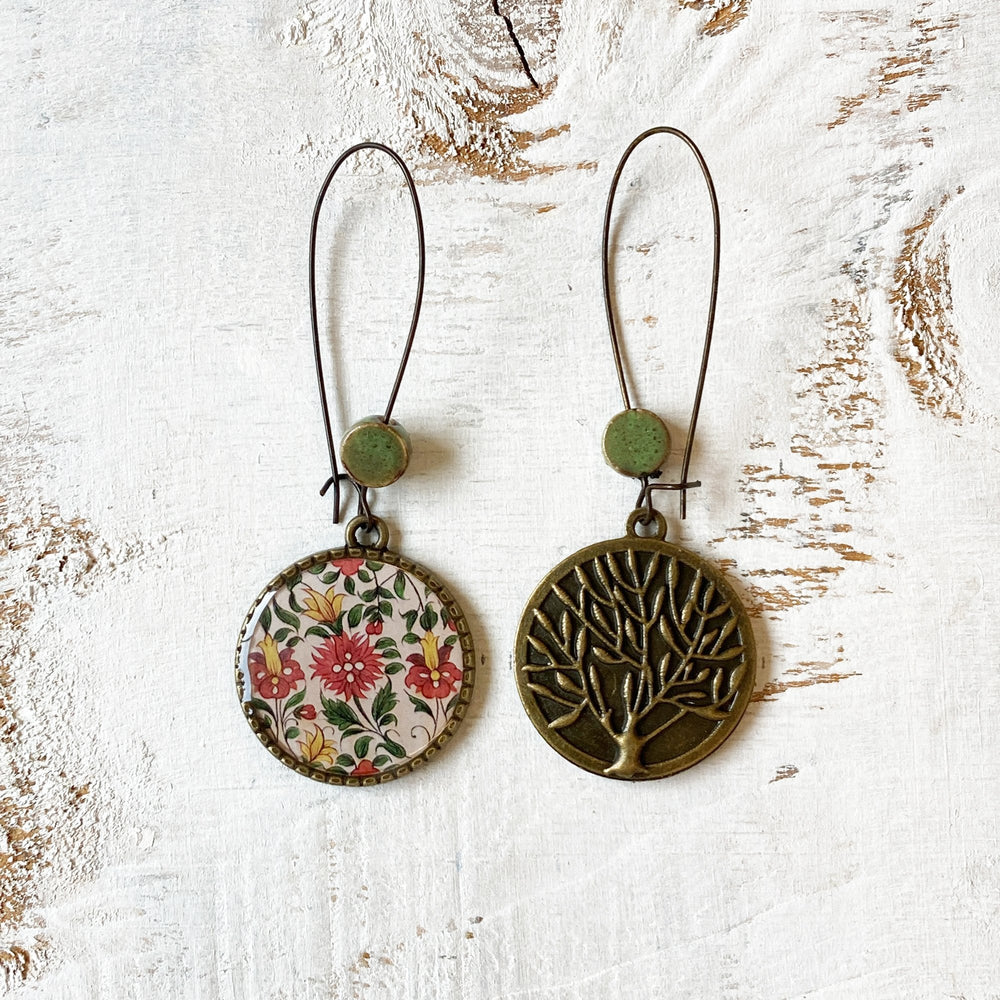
left=235, top=129, right=755, bottom=785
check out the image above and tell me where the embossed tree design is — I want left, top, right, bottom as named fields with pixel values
left=522, top=549, right=747, bottom=778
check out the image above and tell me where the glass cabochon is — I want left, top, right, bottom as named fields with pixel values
left=236, top=546, right=475, bottom=785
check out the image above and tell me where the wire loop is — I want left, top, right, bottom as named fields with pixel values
left=601, top=127, right=720, bottom=519
left=309, top=142, right=425, bottom=523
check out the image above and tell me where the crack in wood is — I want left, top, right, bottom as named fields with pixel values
left=492, top=0, right=539, bottom=88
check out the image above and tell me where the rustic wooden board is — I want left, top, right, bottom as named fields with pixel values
left=3, top=0, right=999, bottom=995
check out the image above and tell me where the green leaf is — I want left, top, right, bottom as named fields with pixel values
left=249, top=698, right=276, bottom=717
left=404, top=610, right=419, bottom=631
left=403, top=632, right=420, bottom=645
left=419, top=606, right=439, bottom=631
left=284, top=727, right=300, bottom=740
left=330, top=766, right=349, bottom=776
left=347, top=603, right=364, bottom=628
left=393, top=571, right=407, bottom=599
left=382, top=714, right=397, bottom=727
left=274, top=604, right=300, bottom=630
left=342, top=727, right=364, bottom=738
left=321, top=571, right=338, bottom=584
left=379, top=600, right=392, bottom=616
left=321, top=695, right=360, bottom=732
left=288, top=590, right=304, bottom=613
left=444, top=634, right=458, bottom=646
left=259, top=606, right=272, bottom=633
left=440, top=605, right=451, bottom=627
left=354, top=735, right=372, bottom=758
left=373, top=754, right=390, bottom=767
left=287, top=636, right=301, bottom=647
left=445, top=694, right=459, bottom=715
left=366, top=561, right=383, bottom=571
left=372, top=682, right=398, bottom=724
left=343, top=576, right=356, bottom=596
left=286, top=688, right=306, bottom=710
left=336, top=754, right=355, bottom=768
left=357, top=569, right=372, bottom=583
left=374, top=637, right=397, bottom=650
left=385, top=662, right=403, bottom=675
left=377, top=586, right=393, bottom=600
left=259, top=715, right=272, bottom=729
left=273, top=627, right=291, bottom=643
left=305, top=624, right=330, bottom=640
left=378, top=738, right=406, bottom=758
left=408, top=692, right=433, bottom=717
left=360, top=588, right=377, bottom=603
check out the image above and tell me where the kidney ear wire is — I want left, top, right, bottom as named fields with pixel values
left=308, top=142, right=425, bottom=525
left=601, top=126, right=721, bottom=521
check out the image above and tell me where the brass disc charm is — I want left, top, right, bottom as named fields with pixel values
left=236, top=517, right=475, bottom=786
left=515, top=510, right=754, bottom=780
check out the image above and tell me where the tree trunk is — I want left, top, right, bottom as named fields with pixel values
left=603, top=729, right=648, bottom=779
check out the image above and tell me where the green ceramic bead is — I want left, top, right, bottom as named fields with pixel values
left=340, top=416, right=411, bottom=488
left=602, top=408, right=671, bottom=478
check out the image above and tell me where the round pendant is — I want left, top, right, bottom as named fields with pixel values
left=236, top=517, right=475, bottom=785
left=515, top=510, right=754, bottom=780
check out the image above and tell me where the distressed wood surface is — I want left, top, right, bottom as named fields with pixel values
left=3, top=1, right=1000, bottom=996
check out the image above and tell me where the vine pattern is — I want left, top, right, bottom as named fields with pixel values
left=242, top=555, right=464, bottom=780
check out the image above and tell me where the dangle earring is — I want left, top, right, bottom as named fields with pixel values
left=236, top=143, right=475, bottom=786
left=514, top=128, right=755, bottom=781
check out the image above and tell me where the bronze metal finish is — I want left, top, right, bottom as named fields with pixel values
left=515, top=514, right=754, bottom=780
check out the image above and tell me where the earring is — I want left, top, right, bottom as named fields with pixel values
left=514, top=128, right=755, bottom=781
left=236, top=143, right=475, bottom=786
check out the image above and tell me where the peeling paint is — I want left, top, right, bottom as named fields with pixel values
left=0, top=415, right=147, bottom=986
left=890, top=190, right=966, bottom=420
left=752, top=666, right=861, bottom=703
left=281, top=1, right=565, bottom=180
left=825, top=12, right=960, bottom=138
left=678, top=0, right=751, bottom=37
left=769, top=764, right=799, bottom=783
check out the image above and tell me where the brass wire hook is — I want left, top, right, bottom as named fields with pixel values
left=308, top=142, right=425, bottom=524
left=601, top=127, right=721, bottom=520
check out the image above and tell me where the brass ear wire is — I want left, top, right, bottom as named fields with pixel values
left=601, top=127, right=721, bottom=520
left=308, top=142, right=425, bottom=524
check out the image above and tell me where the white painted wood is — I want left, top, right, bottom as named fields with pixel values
left=3, top=0, right=999, bottom=995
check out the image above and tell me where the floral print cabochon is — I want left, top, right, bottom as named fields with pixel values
left=236, top=543, right=475, bottom=786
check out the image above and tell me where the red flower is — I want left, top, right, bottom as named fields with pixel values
left=351, top=759, right=379, bottom=777
left=295, top=703, right=317, bottom=720
left=311, top=632, right=384, bottom=700
left=333, top=557, right=365, bottom=576
left=366, top=619, right=383, bottom=636
left=405, top=631, right=462, bottom=700
left=249, top=634, right=304, bottom=700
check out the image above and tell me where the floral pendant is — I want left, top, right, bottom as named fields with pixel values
left=236, top=517, right=475, bottom=785
left=515, top=510, right=754, bottom=780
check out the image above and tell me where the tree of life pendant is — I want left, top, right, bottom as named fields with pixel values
left=515, top=510, right=754, bottom=780
left=236, top=517, right=475, bottom=786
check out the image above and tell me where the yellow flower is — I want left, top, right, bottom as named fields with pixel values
left=420, top=630, right=440, bottom=675
left=302, top=586, right=344, bottom=624
left=297, top=725, right=337, bottom=766
left=258, top=634, right=283, bottom=681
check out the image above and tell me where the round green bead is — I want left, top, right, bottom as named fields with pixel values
left=602, top=408, right=671, bottom=478
left=340, top=416, right=411, bottom=488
